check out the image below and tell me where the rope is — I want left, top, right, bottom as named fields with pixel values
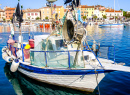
left=95, top=69, right=100, bottom=95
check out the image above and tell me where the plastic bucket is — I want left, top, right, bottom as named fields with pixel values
left=24, top=49, right=30, bottom=59
left=29, top=39, right=34, bottom=49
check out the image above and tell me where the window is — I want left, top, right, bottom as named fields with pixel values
left=35, top=13, right=38, bottom=16
left=31, top=13, right=34, bottom=16
left=43, top=12, right=44, bottom=14
left=47, top=11, right=49, bottom=14
left=47, top=40, right=53, bottom=50
left=28, top=13, right=30, bottom=16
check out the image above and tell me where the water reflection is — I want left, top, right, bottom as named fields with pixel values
left=4, top=63, right=94, bottom=95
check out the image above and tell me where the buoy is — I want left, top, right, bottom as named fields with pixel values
left=24, top=44, right=31, bottom=49
left=10, top=59, right=20, bottom=72
left=2, top=52, right=12, bottom=63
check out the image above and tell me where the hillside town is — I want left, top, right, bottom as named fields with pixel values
left=0, top=4, right=127, bottom=22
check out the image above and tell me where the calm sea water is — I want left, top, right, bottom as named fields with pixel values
left=0, top=25, right=130, bottom=95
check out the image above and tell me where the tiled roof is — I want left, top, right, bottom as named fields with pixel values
left=95, top=5, right=104, bottom=7
left=80, top=5, right=94, bottom=8
left=5, top=8, right=15, bottom=10
left=105, top=9, right=122, bottom=12
left=0, top=9, right=4, bottom=12
left=64, top=9, right=67, bottom=12
left=41, top=6, right=62, bottom=9
left=25, top=9, right=40, bottom=12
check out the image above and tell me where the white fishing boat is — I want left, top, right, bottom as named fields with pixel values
left=99, top=0, right=124, bottom=28
left=2, top=0, right=130, bottom=93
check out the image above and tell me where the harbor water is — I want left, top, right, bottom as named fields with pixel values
left=0, top=25, right=130, bottom=95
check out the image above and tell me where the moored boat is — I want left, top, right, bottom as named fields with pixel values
left=2, top=0, right=130, bottom=93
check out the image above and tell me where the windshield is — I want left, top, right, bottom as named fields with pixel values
left=55, top=40, right=67, bottom=50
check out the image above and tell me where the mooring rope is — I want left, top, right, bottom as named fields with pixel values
left=95, top=68, right=100, bottom=95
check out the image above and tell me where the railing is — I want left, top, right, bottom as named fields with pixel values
left=7, top=42, right=116, bottom=68
left=86, top=45, right=115, bottom=64
left=30, top=49, right=103, bottom=68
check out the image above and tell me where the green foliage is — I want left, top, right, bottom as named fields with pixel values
left=3, top=18, right=5, bottom=22
left=10, top=17, right=13, bottom=21
left=93, top=15, right=97, bottom=19
left=28, top=17, right=30, bottom=20
left=45, top=16, right=48, bottom=20
left=83, top=15, right=87, bottom=21
left=123, top=11, right=127, bottom=17
left=120, top=9, right=123, bottom=11
left=36, top=17, right=40, bottom=20
left=103, top=15, right=107, bottom=19
left=125, top=13, right=130, bottom=18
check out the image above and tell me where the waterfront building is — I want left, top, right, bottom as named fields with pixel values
left=24, top=9, right=41, bottom=20
left=105, top=8, right=123, bottom=20
left=52, top=6, right=64, bottom=20
left=40, top=7, right=51, bottom=20
left=0, top=8, right=5, bottom=22
left=78, top=5, right=94, bottom=20
left=5, top=7, right=15, bottom=21
left=94, top=5, right=106, bottom=21
left=41, top=6, right=64, bottom=20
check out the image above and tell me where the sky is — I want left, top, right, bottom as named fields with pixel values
left=0, top=0, right=129, bottom=11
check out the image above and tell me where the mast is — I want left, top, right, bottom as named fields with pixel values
left=114, top=0, right=115, bottom=23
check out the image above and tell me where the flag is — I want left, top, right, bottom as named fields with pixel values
left=64, top=0, right=72, bottom=4
left=15, top=2, right=21, bottom=21
left=15, top=2, right=23, bottom=28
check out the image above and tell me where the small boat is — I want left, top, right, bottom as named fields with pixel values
left=2, top=0, right=130, bottom=93
left=99, top=23, right=124, bottom=28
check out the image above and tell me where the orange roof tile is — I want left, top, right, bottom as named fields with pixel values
left=0, top=9, right=4, bottom=12
left=81, top=5, right=94, bottom=8
left=25, top=9, right=40, bottom=12
left=105, top=9, right=122, bottom=12
left=5, top=8, right=15, bottom=10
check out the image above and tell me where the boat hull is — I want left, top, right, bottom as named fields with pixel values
left=99, top=24, right=124, bottom=28
left=17, top=63, right=109, bottom=92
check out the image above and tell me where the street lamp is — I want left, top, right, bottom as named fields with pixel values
left=46, top=0, right=57, bottom=20
left=46, top=0, right=57, bottom=3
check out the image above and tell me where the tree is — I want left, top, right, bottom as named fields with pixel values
left=126, top=13, right=130, bottom=18
left=36, top=17, right=40, bottom=20
left=83, top=15, right=87, bottom=21
left=45, top=16, right=48, bottom=20
left=123, top=11, right=127, bottom=17
left=103, top=15, right=107, bottom=19
left=93, top=15, right=97, bottom=19
left=120, top=9, right=123, bottom=11
left=10, top=17, right=13, bottom=21
left=103, top=15, right=107, bottom=22
left=3, top=18, right=5, bottom=22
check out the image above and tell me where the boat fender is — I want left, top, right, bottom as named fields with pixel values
left=2, top=46, right=7, bottom=52
left=16, top=50, right=22, bottom=58
left=4, top=56, right=13, bottom=63
left=2, top=52, right=13, bottom=63
left=10, top=59, right=20, bottom=72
